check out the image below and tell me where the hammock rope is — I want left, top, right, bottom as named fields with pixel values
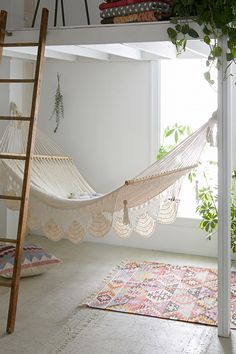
left=0, top=103, right=216, bottom=243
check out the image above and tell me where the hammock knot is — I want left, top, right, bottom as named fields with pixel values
left=207, top=111, right=217, bottom=147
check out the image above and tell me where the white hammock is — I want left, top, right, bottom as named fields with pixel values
left=0, top=105, right=216, bottom=243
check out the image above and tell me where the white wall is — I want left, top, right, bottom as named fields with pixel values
left=85, top=218, right=218, bottom=258
left=9, top=59, right=32, bottom=112
left=23, top=0, right=101, bottom=27
left=0, top=0, right=24, bottom=28
left=39, top=61, right=151, bottom=192
left=1, top=0, right=101, bottom=28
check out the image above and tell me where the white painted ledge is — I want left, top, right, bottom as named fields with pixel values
left=6, top=21, right=204, bottom=46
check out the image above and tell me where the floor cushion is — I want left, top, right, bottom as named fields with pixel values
left=0, top=243, right=62, bottom=278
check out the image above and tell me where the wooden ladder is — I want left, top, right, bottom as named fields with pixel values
left=0, top=8, right=48, bottom=334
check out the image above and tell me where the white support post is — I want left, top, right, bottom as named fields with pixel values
left=217, top=37, right=232, bottom=337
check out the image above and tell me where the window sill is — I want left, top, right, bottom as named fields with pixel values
left=174, top=216, right=201, bottom=228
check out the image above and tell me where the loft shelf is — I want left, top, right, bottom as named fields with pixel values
left=6, top=21, right=204, bottom=45
left=2, top=22, right=207, bottom=62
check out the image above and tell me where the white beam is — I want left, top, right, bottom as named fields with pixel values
left=217, top=36, right=231, bottom=337
left=127, top=41, right=208, bottom=60
left=82, top=44, right=142, bottom=60
left=46, top=45, right=110, bottom=61
left=178, top=49, right=206, bottom=59
left=3, top=45, right=110, bottom=62
left=3, top=47, right=78, bottom=62
left=185, top=40, right=209, bottom=58
left=127, top=42, right=177, bottom=60
left=3, top=48, right=36, bottom=61
left=45, top=49, right=77, bottom=61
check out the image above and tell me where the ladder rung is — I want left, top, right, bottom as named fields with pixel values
left=0, top=116, right=31, bottom=121
left=0, top=195, right=22, bottom=201
left=0, top=153, right=26, bottom=160
left=0, top=79, right=35, bottom=83
left=0, top=281, right=12, bottom=288
left=0, top=237, right=17, bottom=244
left=0, top=42, right=38, bottom=47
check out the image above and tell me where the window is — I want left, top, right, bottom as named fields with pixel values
left=160, top=59, right=217, bottom=218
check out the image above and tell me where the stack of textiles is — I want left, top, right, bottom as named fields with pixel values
left=99, top=0, right=173, bottom=24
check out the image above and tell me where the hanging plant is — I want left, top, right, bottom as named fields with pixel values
left=167, top=0, right=236, bottom=84
left=50, top=73, right=64, bottom=133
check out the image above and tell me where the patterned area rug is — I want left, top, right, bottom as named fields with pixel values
left=87, top=261, right=236, bottom=328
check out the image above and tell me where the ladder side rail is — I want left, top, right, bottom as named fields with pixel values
left=0, top=10, right=7, bottom=61
left=6, top=8, right=48, bottom=334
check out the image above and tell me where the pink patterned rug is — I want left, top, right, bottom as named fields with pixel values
left=87, top=261, right=236, bottom=328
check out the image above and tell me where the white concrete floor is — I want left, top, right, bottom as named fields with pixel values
left=0, top=235, right=236, bottom=354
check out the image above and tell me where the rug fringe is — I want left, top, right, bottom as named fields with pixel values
left=81, top=259, right=132, bottom=305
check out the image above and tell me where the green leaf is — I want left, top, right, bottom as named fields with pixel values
left=167, top=28, right=178, bottom=40
left=164, top=128, right=175, bottom=137
left=175, top=24, right=182, bottom=32
left=231, top=48, right=236, bottom=58
left=204, top=71, right=211, bottom=82
left=212, top=46, right=222, bottom=57
left=204, top=71, right=215, bottom=85
left=203, top=26, right=211, bottom=35
left=228, top=40, right=235, bottom=50
left=182, top=24, right=190, bottom=35
left=157, top=146, right=169, bottom=160
left=204, top=35, right=211, bottom=45
left=174, top=131, right=179, bottom=144
left=188, top=28, right=199, bottom=38
left=229, top=28, right=236, bottom=40
left=227, top=53, right=233, bottom=61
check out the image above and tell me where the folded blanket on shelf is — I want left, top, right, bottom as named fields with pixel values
left=100, top=1, right=170, bottom=18
left=99, top=0, right=172, bottom=11
left=101, top=10, right=169, bottom=24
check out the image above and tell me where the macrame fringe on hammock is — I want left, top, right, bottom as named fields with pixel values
left=0, top=103, right=216, bottom=243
